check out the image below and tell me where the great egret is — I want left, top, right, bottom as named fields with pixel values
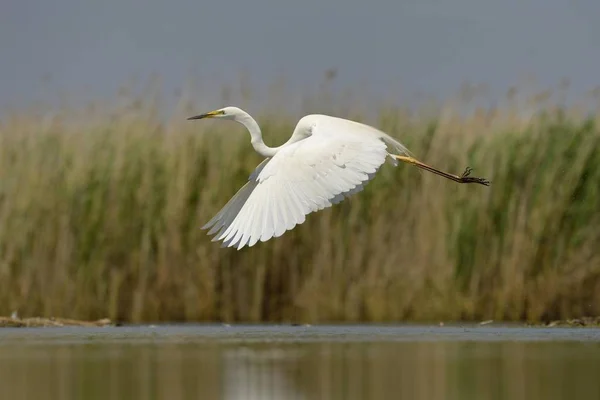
left=188, top=106, right=489, bottom=250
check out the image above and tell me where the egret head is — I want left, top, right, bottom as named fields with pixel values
left=187, top=106, right=244, bottom=121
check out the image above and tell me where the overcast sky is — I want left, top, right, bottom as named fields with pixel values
left=2, top=0, right=600, bottom=111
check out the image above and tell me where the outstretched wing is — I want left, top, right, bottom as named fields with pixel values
left=202, top=115, right=406, bottom=249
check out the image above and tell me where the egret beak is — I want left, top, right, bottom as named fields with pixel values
left=187, top=110, right=224, bottom=120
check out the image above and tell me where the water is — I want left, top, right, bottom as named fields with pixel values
left=1, top=324, right=600, bottom=400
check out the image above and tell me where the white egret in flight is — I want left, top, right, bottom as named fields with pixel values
left=188, top=106, right=489, bottom=250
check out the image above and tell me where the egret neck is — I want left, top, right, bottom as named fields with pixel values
left=234, top=111, right=279, bottom=157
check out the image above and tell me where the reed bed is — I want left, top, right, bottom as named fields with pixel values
left=0, top=83, right=598, bottom=323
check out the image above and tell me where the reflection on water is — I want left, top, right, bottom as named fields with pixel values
left=1, top=327, right=600, bottom=399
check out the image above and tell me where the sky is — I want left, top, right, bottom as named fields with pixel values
left=2, top=0, right=600, bottom=112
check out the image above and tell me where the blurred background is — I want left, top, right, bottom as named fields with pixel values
left=3, top=0, right=600, bottom=111
left=1, top=0, right=600, bottom=325
left=2, top=1, right=600, bottom=399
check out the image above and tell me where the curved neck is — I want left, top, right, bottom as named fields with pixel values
left=235, top=112, right=278, bottom=157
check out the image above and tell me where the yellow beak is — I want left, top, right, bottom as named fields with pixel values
left=187, top=110, right=224, bottom=120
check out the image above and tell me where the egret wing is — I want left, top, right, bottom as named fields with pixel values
left=203, top=115, right=402, bottom=249
left=201, top=157, right=270, bottom=236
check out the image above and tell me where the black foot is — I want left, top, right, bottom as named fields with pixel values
left=459, top=167, right=490, bottom=186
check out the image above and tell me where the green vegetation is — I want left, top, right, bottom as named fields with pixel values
left=0, top=85, right=599, bottom=324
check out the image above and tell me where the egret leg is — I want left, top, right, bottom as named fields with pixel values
left=392, top=155, right=490, bottom=186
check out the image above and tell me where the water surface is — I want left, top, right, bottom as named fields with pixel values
left=1, top=324, right=599, bottom=400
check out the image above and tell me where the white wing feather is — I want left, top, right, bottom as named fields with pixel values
left=202, top=115, right=409, bottom=249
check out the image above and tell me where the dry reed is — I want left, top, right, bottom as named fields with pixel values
left=0, top=83, right=598, bottom=323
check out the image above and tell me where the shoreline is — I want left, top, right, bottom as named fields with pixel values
left=2, top=316, right=600, bottom=328
left=0, top=316, right=113, bottom=328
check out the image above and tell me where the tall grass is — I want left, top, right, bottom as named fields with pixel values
left=0, top=84, right=599, bottom=323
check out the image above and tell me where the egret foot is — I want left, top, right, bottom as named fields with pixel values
left=392, top=155, right=490, bottom=186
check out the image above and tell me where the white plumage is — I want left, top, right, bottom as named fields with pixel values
left=187, top=106, right=489, bottom=250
